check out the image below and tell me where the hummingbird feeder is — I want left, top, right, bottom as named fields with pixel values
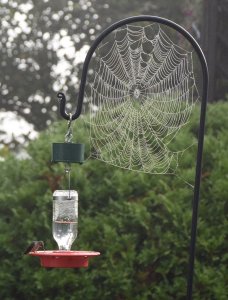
left=27, top=113, right=100, bottom=268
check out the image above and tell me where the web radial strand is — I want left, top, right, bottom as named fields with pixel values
left=86, top=23, right=199, bottom=174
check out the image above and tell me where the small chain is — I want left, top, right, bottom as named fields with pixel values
left=65, top=113, right=73, bottom=143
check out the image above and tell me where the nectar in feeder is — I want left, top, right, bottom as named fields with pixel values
left=53, top=190, right=78, bottom=251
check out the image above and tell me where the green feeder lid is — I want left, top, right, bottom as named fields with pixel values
left=52, top=143, right=84, bottom=164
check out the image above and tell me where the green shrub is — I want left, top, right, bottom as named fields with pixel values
left=0, top=102, right=227, bottom=300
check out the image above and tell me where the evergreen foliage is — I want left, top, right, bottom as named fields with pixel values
left=0, top=102, right=227, bottom=300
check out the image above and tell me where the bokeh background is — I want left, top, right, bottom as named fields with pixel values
left=0, top=1, right=227, bottom=299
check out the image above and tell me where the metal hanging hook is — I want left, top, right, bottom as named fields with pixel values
left=56, top=16, right=208, bottom=300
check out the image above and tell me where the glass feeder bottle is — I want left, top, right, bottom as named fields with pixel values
left=52, top=190, right=78, bottom=251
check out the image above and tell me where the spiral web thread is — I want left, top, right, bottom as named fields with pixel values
left=86, top=23, right=199, bottom=174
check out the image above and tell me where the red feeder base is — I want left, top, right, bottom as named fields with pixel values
left=29, top=251, right=100, bottom=268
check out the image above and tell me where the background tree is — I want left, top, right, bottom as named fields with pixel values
left=0, top=0, right=201, bottom=132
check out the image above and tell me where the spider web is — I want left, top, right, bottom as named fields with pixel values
left=85, top=23, right=199, bottom=174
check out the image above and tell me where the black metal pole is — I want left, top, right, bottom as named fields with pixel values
left=186, top=62, right=209, bottom=300
left=58, top=15, right=209, bottom=300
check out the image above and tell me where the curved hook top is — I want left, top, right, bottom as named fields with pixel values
left=58, top=15, right=208, bottom=120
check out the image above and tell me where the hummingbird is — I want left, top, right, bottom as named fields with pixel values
left=24, top=241, right=44, bottom=255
